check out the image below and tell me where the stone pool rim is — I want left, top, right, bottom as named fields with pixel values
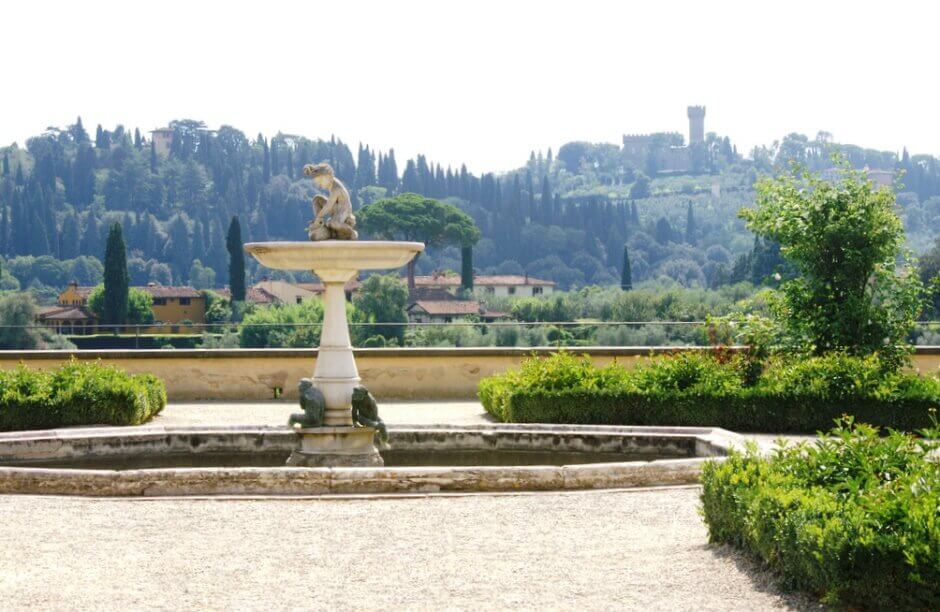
left=0, top=424, right=740, bottom=497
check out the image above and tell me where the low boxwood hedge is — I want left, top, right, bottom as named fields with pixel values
left=701, top=419, right=940, bottom=608
left=480, top=352, right=940, bottom=432
left=0, top=360, right=167, bottom=431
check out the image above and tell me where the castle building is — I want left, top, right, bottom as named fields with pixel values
left=622, top=106, right=706, bottom=174
left=149, top=128, right=175, bottom=157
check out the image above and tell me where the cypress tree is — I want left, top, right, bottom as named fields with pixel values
left=461, top=246, right=474, bottom=291
left=262, top=137, right=271, bottom=183
left=540, top=175, right=553, bottom=224
left=620, top=244, right=633, bottom=291
left=103, top=223, right=130, bottom=325
left=134, top=128, right=142, bottom=149
left=685, top=201, right=696, bottom=243
left=270, top=139, right=279, bottom=176
left=150, top=140, right=158, bottom=174
left=226, top=215, right=246, bottom=301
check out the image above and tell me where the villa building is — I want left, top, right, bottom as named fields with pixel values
left=44, top=282, right=206, bottom=334
left=406, top=300, right=507, bottom=324
left=413, top=273, right=555, bottom=298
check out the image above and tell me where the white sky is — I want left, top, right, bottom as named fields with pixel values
left=2, top=0, right=938, bottom=173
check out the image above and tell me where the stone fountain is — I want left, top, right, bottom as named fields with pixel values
left=245, top=162, right=423, bottom=467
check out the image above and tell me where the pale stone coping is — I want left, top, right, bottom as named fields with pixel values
left=0, top=424, right=740, bottom=497
left=3, top=346, right=938, bottom=359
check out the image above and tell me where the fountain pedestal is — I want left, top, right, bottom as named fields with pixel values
left=244, top=241, right=424, bottom=467
left=286, top=426, right=382, bottom=467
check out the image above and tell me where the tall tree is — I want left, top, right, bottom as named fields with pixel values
left=226, top=215, right=246, bottom=301
left=620, top=244, right=633, bottom=291
left=103, top=223, right=130, bottom=325
left=461, top=246, right=474, bottom=291
left=358, top=193, right=479, bottom=290
left=685, top=201, right=697, bottom=243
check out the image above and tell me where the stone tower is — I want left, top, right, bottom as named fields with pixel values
left=687, top=106, right=706, bottom=146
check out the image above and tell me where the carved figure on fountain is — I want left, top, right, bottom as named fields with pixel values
left=304, top=162, right=358, bottom=241
left=351, top=385, right=388, bottom=446
left=288, top=378, right=327, bottom=428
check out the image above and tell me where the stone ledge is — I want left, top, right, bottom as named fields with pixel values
left=2, top=346, right=937, bottom=359
left=0, top=424, right=739, bottom=497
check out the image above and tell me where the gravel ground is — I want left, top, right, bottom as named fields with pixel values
left=2, top=403, right=822, bottom=609
left=0, top=486, right=820, bottom=611
left=152, top=401, right=494, bottom=427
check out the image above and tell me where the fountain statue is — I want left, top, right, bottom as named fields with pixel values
left=245, top=162, right=423, bottom=467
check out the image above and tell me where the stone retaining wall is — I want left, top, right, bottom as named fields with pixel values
left=2, top=347, right=938, bottom=401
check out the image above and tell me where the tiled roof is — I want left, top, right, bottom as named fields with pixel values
left=211, top=287, right=277, bottom=304
left=67, top=286, right=96, bottom=298
left=138, top=285, right=202, bottom=299
left=73, top=284, right=203, bottom=299
left=37, top=306, right=96, bottom=321
left=414, top=274, right=555, bottom=287
left=408, top=300, right=483, bottom=316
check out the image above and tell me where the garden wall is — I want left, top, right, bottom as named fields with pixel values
left=1, top=347, right=938, bottom=401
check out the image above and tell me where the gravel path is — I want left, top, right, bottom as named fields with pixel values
left=0, top=487, right=819, bottom=611
left=152, top=401, right=494, bottom=427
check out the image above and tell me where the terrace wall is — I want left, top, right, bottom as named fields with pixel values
left=2, top=347, right=938, bottom=401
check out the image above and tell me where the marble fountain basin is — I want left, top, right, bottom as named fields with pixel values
left=0, top=424, right=740, bottom=497
left=244, top=240, right=425, bottom=275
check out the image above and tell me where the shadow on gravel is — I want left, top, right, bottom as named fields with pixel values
left=703, top=544, right=825, bottom=611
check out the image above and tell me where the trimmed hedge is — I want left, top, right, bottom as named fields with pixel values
left=480, top=352, right=940, bottom=432
left=701, top=420, right=940, bottom=608
left=0, top=361, right=167, bottom=431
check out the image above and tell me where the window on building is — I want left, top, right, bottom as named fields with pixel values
left=153, top=298, right=167, bottom=306
left=533, top=287, right=543, bottom=295
left=296, top=297, right=303, bottom=304
left=508, top=287, right=516, bottom=295
left=179, top=298, right=191, bottom=306
left=444, top=317, right=453, bottom=323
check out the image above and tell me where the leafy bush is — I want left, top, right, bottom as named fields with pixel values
left=701, top=419, right=940, bottom=608
left=741, top=157, right=923, bottom=369
left=480, top=352, right=940, bottom=432
left=238, top=300, right=325, bottom=348
left=0, top=360, right=166, bottom=431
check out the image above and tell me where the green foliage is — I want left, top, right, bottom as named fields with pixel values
left=87, top=285, right=153, bottom=325
left=358, top=193, right=480, bottom=287
left=202, top=290, right=232, bottom=324
left=102, top=223, right=129, bottom=324
left=701, top=418, right=940, bottom=608
left=0, top=360, right=166, bottom=431
left=353, top=274, right=408, bottom=345
left=741, top=157, right=923, bottom=367
left=226, top=216, right=245, bottom=302
left=238, top=299, right=324, bottom=348
left=620, top=245, right=632, bottom=290
left=479, top=351, right=940, bottom=431
left=0, top=293, right=75, bottom=349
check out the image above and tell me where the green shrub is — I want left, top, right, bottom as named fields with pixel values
left=0, top=360, right=166, bottom=431
left=701, top=419, right=940, bottom=608
left=480, top=352, right=940, bottom=432
left=479, top=352, right=634, bottom=421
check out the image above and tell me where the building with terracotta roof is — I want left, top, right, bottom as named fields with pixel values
left=406, top=300, right=507, bottom=324
left=36, top=305, right=97, bottom=335
left=413, top=273, right=555, bottom=298
left=55, top=282, right=206, bottom=328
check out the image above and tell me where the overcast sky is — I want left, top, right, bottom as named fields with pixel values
left=2, top=0, right=937, bottom=173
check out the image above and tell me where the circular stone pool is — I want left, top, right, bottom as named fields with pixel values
left=0, top=424, right=739, bottom=497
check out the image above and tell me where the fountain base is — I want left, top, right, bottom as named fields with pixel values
left=285, top=426, right=383, bottom=467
